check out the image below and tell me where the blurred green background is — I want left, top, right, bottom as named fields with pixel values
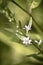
left=0, top=0, right=43, bottom=65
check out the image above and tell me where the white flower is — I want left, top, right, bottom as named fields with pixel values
left=22, top=36, right=32, bottom=45
left=25, top=25, right=31, bottom=32
left=24, top=17, right=32, bottom=32
left=23, top=17, right=32, bottom=32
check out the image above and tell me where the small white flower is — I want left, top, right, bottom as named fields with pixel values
left=23, top=17, right=32, bottom=32
left=22, top=36, right=31, bottom=45
left=25, top=25, right=31, bottom=31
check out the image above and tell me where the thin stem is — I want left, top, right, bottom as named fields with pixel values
left=32, top=41, right=43, bottom=54
left=26, top=52, right=41, bottom=57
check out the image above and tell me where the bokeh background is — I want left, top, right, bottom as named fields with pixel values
left=0, top=0, right=43, bottom=65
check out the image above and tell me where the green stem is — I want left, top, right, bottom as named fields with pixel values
left=26, top=30, right=28, bottom=36
left=32, top=41, right=43, bottom=54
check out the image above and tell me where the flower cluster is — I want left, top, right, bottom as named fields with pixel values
left=16, top=18, right=42, bottom=45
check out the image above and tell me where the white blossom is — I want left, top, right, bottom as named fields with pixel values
left=22, top=36, right=32, bottom=45
left=25, top=25, right=31, bottom=32
left=24, top=17, right=32, bottom=32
